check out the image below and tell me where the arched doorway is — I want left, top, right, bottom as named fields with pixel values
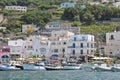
left=1, top=55, right=9, bottom=62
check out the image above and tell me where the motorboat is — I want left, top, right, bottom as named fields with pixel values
left=63, top=64, right=82, bottom=70
left=22, top=62, right=45, bottom=71
left=111, top=64, right=120, bottom=72
left=94, top=64, right=112, bottom=72
left=0, top=65, right=21, bottom=71
left=45, top=65, right=63, bottom=70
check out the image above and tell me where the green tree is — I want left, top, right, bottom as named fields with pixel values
left=82, top=11, right=95, bottom=25
left=62, top=8, right=78, bottom=21
left=71, top=21, right=81, bottom=27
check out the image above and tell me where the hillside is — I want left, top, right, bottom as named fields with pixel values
left=0, top=0, right=120, bottom=37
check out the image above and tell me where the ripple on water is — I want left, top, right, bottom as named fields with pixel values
left=0, top=70, right=120, bottom=80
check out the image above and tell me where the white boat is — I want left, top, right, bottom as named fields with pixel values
left=45, top=66, right=63, bottom=70
left=82, top=66, right=95, bottom=72
left=63, top=64, right=82, bottom=70
left=111, top=64, right=120, bottom=72
left=94, top=64, right=112, bottom=72
left=0, top=65, right=21, bottom=71
left=22, top=62, right=45, bottom=71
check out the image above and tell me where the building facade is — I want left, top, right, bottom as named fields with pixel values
left=5, top=6, right=27, bottom=12
left=0, top=46, right=10, bottom=63
left=49, top=30, right=74, bottom=58
left=8, top=39, right=26, bottom=60
left=105, top=31, right=120, bottom=57
left=60, top=2, right=75, bottom=9
left=67, top=34, right=96, bottom=58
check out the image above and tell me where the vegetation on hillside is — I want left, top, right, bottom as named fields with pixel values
left=0, top=0, right=120, bottom=36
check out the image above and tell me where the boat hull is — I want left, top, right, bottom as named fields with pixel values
left=0, top=66, right=20, bottom=71
left=111, top=67, right=120, bottom=72
left=45, top=66, right=63, bottom=71
left=82, top=66, right=95, bottom=72
left=23, top=64, right=45, bottom=71
left=95, top=67, right=111, bottom=72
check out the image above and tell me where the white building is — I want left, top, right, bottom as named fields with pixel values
left=105, top=31, right=120, bottom=57
left=5, top=6, right=27, bottom=12
left=113, top=2, right=120, bottom=8
left=67, top=34, right=96, bottom=58
left=49, top=30, right=74, bottom=58
left=8, top=39, right=26, bottom=60
left=24, top=35, right=50, bottom=58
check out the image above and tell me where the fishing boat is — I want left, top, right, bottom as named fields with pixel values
left=0, top=65, right=21, bottom=71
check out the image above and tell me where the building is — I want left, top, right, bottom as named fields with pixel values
left=105, top=31, right=120, bottom=57
left=67, top=34, right=96, bottom=58
left=24, top=35, right=50, bottom=58
left=113, top=2, right=120, bottom=8
left=0, top=46, right=10, bottom=63
left=8, top=39, right=26, bottom=60
left=49, top=30, right=74, bottom=58
left=5, top=6, right=27, bottom=12
left=22, top=24, right=39, bottom=33
left=41, top=21, right=80, bottom=36
left=60, top=2, right=75, bottom=9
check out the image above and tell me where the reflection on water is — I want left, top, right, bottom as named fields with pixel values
left=0, top=70, right=120, bottom=80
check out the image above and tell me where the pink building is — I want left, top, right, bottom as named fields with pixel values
left=0, top=46, right=10, bottom=63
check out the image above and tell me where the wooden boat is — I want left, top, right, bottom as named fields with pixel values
left=0, top=65, right=21, bottom=71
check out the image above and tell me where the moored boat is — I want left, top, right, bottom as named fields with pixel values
left=111, top=66, right=120, bottom=72
left=22, top=64, right=45, bottom=71
left=45, top=66, right=63, bottom=70
left=0, top=65, right=21, bottom=71
left=94, top=64, right=112, bottom=72
left=63, top=64, right=82, bottom=70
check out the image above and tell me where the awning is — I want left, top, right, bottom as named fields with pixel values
left=92, top=57, right=113, bottom=60
left=51, top=54, right=59, bottom=57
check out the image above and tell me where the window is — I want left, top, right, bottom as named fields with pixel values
left=73, top=43, right=75, bottom=48
left=62, top=48, right=65, bottom=53
left=87, top=50, right=89, bottom=54
left=81, top=50, right=83, bottom=54
left=54, top=49, right=58, bottom=52
left=73, top=50, right=75, bottom=55
left=110, top=52, right=112, bottom=54
left=110, top=35, right=114, bottom=40
left=87, top=43, right=89, bottom=47
left=74, top=37, right=76, bottom=41
left=63, top=42, right=66, bottom=45
left=91, top=44, right=93, bottom=48
left=82, top=36, right=86, bottom=41
left=81, top=43, right=83, bottom=48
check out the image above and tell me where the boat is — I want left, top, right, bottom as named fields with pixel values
left=63, top=64, right=82, bottom=70
left=82, top=66, right=95, bottom=72
left=0, top=65, right=21, bottom=71
left=22, top=62, right=45, bottom=71
left=111, top=64, right=120, bottom=72
left=45, top=66, right=63, bottom=70
left=94, top=64, right=112, bottom=72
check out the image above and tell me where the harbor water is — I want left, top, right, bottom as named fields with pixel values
left=0, top=70, right=120, bottom=80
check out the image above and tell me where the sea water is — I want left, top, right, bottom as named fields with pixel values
left=0, top=70, right=120, bottom=80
